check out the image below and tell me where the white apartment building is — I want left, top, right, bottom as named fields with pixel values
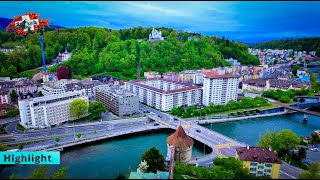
left=18, top=92, right=89, bottom=129
left=125, top=78, right=202, bottom=112
left=42, top=79, right=80, bottom=96
left=202, top=74, right=240, bottom=106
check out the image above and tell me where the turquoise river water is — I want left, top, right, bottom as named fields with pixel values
left=1, top=112, right=320, bottom=178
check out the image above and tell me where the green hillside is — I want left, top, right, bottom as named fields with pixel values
left=251, top=37, right=320, bottom=55
left=0, top=27, right=260, bottom=80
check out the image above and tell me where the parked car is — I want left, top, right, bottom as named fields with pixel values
left=174, top=118, right=178, bottom=121
left=154, top=123, right=160, bottom=126
left=311, top=148, right=318, bottom=152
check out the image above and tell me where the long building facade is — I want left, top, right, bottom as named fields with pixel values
left=202, top=74, right=240, bottom=106
left=125, top=78, right=202, bottom=112
left=18, top=92, right=89, bottom=129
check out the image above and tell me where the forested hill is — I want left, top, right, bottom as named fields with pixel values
left=0, top=27, right=259, bottom=80
left=251, top=37, right=320, bottom=55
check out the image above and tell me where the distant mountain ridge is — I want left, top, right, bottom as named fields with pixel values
left=0, top=17, right=65, bottom=30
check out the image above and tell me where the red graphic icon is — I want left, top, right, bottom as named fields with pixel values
left=6, top=12, right=50, bottom=36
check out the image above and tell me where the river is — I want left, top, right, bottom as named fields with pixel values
left=1, top=112, right=320, bottom=178
left=0, top=130, right=205, bottom=179
left=204, top=112, right=320, bottom=145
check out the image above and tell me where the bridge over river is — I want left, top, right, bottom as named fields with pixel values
left=17, top=103, right=302, bottom=179
left=141, top=104, right=303, bottom=179
left=274, top=101, right=320, bottom=118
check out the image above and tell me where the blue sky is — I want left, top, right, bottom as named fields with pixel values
left=0, top=1, right=320, bottom=43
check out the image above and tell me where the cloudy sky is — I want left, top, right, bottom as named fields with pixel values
left=0, top=1, right=319, bottom=43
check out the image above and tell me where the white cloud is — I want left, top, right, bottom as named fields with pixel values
left=120, top=1, right=194, bottom=17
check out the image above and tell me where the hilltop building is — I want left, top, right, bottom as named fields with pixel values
left=148, top=27, right=164, bottom=42
left=166, top=125, right=194, bottom=163
left=236, top=146, right=282, bottom=179
left=55, top=48, right=72, bottom=64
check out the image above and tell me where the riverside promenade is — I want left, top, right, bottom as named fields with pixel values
left=189, top=111, right=293, bottom=125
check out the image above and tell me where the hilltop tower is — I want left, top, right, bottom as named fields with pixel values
left=166, top=125, right=194, bottom=163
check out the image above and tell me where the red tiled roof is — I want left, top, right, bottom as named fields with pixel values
left=127, top=78, right=202, bottom=94
left=167, top=125, right=194, bottom=148
left=236, top=146, right=282, bottom=164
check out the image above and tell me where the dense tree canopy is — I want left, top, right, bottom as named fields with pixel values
left=0, top=27, right=260, bottom=80
left=56, top=65, right=71, bottom=80
left=69, top=99, right=89, bottom=120
left=141, top=147, right=165, bottom=173
left=251, top=37, right=320, bottom=56
left=172, top=97, right=270, bottom=118
left=258, top=129, right=301, bottom=157
left=88, top=101, right=106, bottom=119
left=174, top=157, right=270, bottom=179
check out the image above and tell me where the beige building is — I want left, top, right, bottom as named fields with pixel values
left=242, top=79, right=309, bottom=92
left=236, top=146, right=282, bottom=179
left=144, top=71, right=161, bottom=79
left=18, top=92, right=89, bottom=129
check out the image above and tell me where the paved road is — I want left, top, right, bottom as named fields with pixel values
left=0, top=116, right=19, bottom=125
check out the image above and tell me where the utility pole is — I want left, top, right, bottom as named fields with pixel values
left=38, top=36, right=47, bottom=73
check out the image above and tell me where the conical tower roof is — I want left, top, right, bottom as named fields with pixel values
left=167, top=125, right=194, bottom=148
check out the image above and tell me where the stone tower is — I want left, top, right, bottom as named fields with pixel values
left=166, top=125, right=194, bottom=163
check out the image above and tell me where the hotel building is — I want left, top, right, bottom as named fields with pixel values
left=125, top=78, right=202, bottom=112
left=18, top=92, right=89, bottom=129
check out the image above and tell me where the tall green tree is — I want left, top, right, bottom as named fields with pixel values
left=7, top=65, right=17, bottom=78
left=89, top=101, right=106, bottom=119
left=69, top=99, right=89, bottom=120
left=258, top=129, right=300, bottom=156
left=141, top=147, right=165, bottom=173
left=10, top=90, right=17, bottom=102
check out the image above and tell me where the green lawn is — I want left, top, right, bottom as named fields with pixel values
left=182, top=103, right=278, bottom=118
left=16, top=124, right=26, bottom=131
left=17, top=68, right=43, bottom=79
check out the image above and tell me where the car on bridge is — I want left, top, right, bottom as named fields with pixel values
left=195, top=129, right=201, bottom=133
left=154, top=123, right=160, bottom=126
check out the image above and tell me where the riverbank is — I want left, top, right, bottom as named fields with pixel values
left=195, top=111, right=295, bottom=125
